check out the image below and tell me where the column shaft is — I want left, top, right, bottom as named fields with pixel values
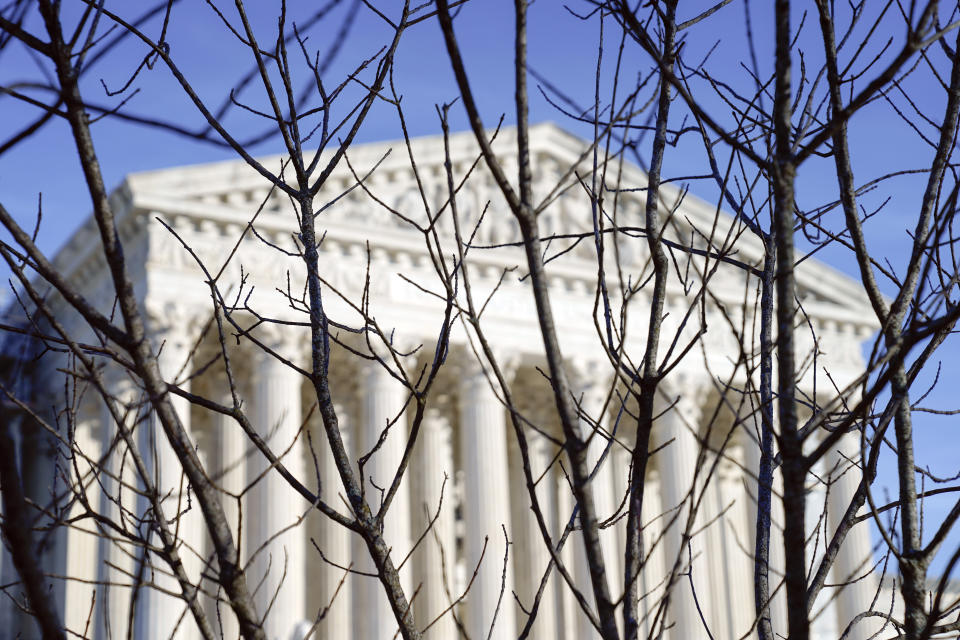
left=216, top=408, right=245, bottom=543
left=572, top=372, right=619, bottom=640
left=612, top=445, right=631, bottom=620
left=412, top=409, right=457, bottom=638
left=655, top=382, right=709, bottom=640
left=718, top=445, right=755, bottom=639
left=96, top=380, right=137, bottom=640
left=511, top=433, right=559, bottom=640
left=64, top=418, right=102, bottom=636
left=641, top=470, right=667, bottom=638
left=702, top=454, right=730, bottom=637
left=742, top=410, right=789, bottom=638
left=210, top=390, right=244, bottom=640
left=248, top=349, right=306, bottom=640
left=828, top=432, right=878, bottom=640
left=556, top=474, right=577, bottom=640
left=137, top=335, right=197, bottom=640
left=355, top=361, right=412, bottom=640
left=808, top=455, right=839, bottom=640
left=459, top=364, right=516, bottom=640
left=316, top=405, right=353, bottom=640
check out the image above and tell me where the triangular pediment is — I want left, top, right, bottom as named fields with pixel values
left=89, top=123, right=875, bottom=326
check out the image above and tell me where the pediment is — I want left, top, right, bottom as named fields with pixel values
left=110, top=123, right=875, bottom=325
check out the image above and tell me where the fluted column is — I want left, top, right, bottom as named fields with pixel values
left=655, top=376, right=709, bottom=640
left=806, top=453, right=840, bottom=640
left=355, top=357, right=413, bottom=640
left=247, top=337, right=307, bottom=639
left=702, top=455, right=730, bottom=638
left=612, top=444, right=633, bottom=626
left=569, top=359, right=619, bottom=639
left=216, top=409, right=245, bottom=542
left=95, top=373, right=136, bottom=640
left=316, top=403, right=354, bottom=639
left=511, top=430, right=559, bottom=640
left=64, top=409, right=102, bottom=636
left=557, top=472, right=577, bottom=640
left=641, top=468, right=667, bottom=638
left=412, top=407, right=457, bottom=638
left=23, top=356, right=70, bottom=631
left=209, top=382, right=244, bottom=640
left=741, top=406, right=789, bottom=638
left=459, top=356, right=516, bottom=640
left=137, top=323, right=197, bottom=640
left=717, top=443, right=755, bottom=639
left=828, top=430, right=879, bottom=640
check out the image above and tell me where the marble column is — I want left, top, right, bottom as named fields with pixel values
left=247, top=339, right=307, bottom=640
left=136, top=325, right=198, bottom=640
left=355, top=358, right=413, bottom=640
left=828, top=430, right=879, bottom=640
left=412, top=407, right=457, bottom=638
left=458, top=357, right=516, bottom=640
left=569, top=359, right=619, bottom=639
left=510, top=430, right=559, bottom=640
left=95, top=373, right=137, bottom=640
left=209, top=383, right=245, bottom=640
left=641, top=469, right=667, bottom=638
left=717, top=443, right=755, bottom=639
left=315, top=403, right=354, bottom=639
left=182, top=437, right=207, bottom=638
left=64, top=412, right=103, bottom=636
left=655, top=376, right=710, bottom=640
left=556, top=472, right=577, bottom=640
left=702, top=454, right=731, bottom=638
left=696, top=442, right=756, bottom=639
left=612, top=444, right=633, bottom=627
left=9, top=357, right=69, bottom=638
left=741, top=405, right=789, bottom=638
left=807, top=453, right=839, bottom=640
left=20, top=362, right=78, bottom=596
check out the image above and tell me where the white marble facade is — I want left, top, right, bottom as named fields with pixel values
left=7, top=125, right=883, bottom=640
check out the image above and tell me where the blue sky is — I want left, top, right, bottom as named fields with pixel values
left=1, top=1, right=957, bottom=577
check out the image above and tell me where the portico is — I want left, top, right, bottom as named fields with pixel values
left=32, top=124, right=880, bottom=640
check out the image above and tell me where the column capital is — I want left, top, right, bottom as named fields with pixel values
left=523, top=428, right=562, bottom=479
left=330, top=402, right=353, bottom=436
left=660, top=372, right=710, bottom=422
left=98, top=358, right=134, bottom=391
left=361, top=335, right=421, bottom=377
left=144, top=305, right=198, bottom=381
left=566, top=356, right=611, bottom=388
left=527, top=425, right=556, bottom=453
left=250, top=323, right=309, bottom=369
left=507, top=423, right=553, bottom=453
left=144, top=299, right=205, bottom=342
left=717, top=441, right=744, bottom=481
left=660, top=370, right=710, bottom=394
left=458, top=348, right=519, bottom=390
left=566, top=357, right=613, bottom=414
left=423, top=405, right=452, bottom=432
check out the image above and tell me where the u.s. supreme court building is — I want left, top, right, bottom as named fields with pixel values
left=1, top=124, right=884, bottom=640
